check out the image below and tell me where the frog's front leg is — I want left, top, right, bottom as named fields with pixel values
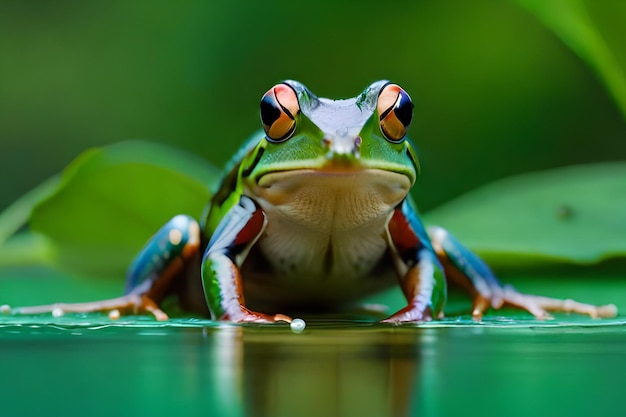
left=202, top=195, right=292, bottom=324
left=382, top=205, right=447, bottom=323
left=12, top=215, right=201, bottom=321
left=427, top=226, right=618, bottom=320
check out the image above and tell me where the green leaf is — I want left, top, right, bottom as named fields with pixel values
left=516, top=0, right=626, bottom=119
left=29, top=141, right=220, bottom=278
left=424, top=162, right=626, bottom=268
left=0, top=176, right=59, bottom=247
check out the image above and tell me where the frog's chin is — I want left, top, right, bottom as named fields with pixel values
left=251, top=168, right=411, bottom=218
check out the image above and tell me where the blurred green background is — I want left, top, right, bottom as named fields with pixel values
left=1, top=0, right=625, bottom=215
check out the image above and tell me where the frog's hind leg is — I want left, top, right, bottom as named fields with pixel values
left=12, top=215, right=202, bottom=321
left=427, top=226, right=617, bottom=320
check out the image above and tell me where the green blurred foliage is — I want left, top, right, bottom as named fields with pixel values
left=425, top=162, right=626, bottom=267
left=518, top=0, right=626, bottom=117
left=1, top=0, right=625, bottom=215
left=29, top=141, right=217, bottom=277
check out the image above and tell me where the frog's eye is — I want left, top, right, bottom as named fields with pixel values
left=377, top=84, right=413, bottom=143
left=260, top=83, right=300, bottom=143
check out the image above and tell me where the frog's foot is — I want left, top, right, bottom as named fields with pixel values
left=477, top=285, right=618, bottom=321
left=10, top=294, right=169, bottom=321
left=381, top=303, right=435, bottom=324
left=221, top=306, right=292, bottom=324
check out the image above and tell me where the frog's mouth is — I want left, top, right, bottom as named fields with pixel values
left=251, top=168, right=412, bottom=216
left=252, top=157, right=416, bottom=185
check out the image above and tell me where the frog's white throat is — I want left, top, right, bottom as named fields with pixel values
left=250, top=169, right=410, bottom=230
left=244, top=169, right=411, bottom=283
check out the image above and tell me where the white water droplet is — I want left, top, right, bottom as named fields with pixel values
left=290, top=318, right=306, bottom=334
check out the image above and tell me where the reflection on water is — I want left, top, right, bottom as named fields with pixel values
left=240, top=326, right=421, bottom=417
left=0, top=318, right=625, bottom=417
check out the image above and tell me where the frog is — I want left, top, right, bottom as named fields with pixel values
left=12, top=80, right=617, bottom=323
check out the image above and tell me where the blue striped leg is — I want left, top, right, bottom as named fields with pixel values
left=13, top=215, right=201, bottom=321
left=428, top=226, right=618, bottom=320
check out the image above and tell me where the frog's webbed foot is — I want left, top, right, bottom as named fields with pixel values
left=9, top=294, right=169, bottom=321
left=428, top=226, right=618, bottom=321
left=472, top=285, right=617, bottom=320
left=221, top=306, right=292, bottom=324
left=381, top=303, right=434, bottom=324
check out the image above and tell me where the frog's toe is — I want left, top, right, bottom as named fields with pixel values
left=469, top=288, right=551, bottom=320
left=111, top=294, right=170, bottom=321
left=381, top=304, right=433, bottom=324
left=141, top=304, right=169, bottom=321
left=222, top=307, right=293, bottom=324
left=470, top=295, right=493, bottom=322
left=596, top=304, right=619, bottom=318
left=12, top=294, right=170, bottom=321
left=500, top=285, right=617, bottom=320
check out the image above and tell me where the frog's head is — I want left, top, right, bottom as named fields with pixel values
left=243, top=80, right=420, bottom=187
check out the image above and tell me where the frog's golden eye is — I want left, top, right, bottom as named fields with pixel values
left=260, top=83, right=300, bottom=143
left=377, top=84, right=413, bottom=143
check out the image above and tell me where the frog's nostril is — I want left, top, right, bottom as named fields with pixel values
left=323, top=136, right=362, bottom=162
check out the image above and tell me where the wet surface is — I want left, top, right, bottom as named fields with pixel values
left=1, top=268, right=625, bottom=416
left=1, top=315, right=625, bottom=417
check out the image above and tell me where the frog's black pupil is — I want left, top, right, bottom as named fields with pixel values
left=260, top=95, right=281, bottom=127
left=394, top=91, right=413, bottom=127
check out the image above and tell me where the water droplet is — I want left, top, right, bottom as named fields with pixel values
left=290, top=318, right=306, bottom=333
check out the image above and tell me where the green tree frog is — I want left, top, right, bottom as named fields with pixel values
left=14, top=81, right=617, bottom=323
